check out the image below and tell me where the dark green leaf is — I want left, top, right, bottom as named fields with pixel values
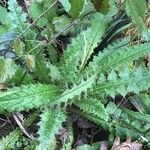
left=69, top=0, right=85, bottom=18
left=93, top=0, right=110, bottom=14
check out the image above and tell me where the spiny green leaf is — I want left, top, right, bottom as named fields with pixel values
left=79, top=13, right=109, bottom=70
left=59, top=13, right=112, bottom=82
left=62, top=120, right=73, bottom=150
left=0, top=111, right=38, bottom=150
left=124, top=109, right=150, bottom=123
left=72, top=108, right=110, bottom=128
left=130, top=94, right=150, bottom=114
left=47, top=43, right=57, bottom=64
left=115, top=125, right=138, bottom=139
left=7, top=67, right=33, bottom=85
left=95, top=67, right=150, bottom=98
left=0, top=129, right=20, bottom=150
left=8, top=0, right=27, bottom=32
left=53, top=76, right=95, bottom=105
left=108, top=102, right=150, bottom=138
left=0, top=84, right=60, bottom=111
left=29, top=2, right=43, bottom=19
left=24, top=140, right=37, bottom=150
left=0, top=25, right=8, bottom=36
left=89, top=39, right=150, bottom=74
left=11, top=39, right=25, bottom=56
left=106, top=102, right=149, bottom=138
left=38, top=108, right=66, bottom=150
left=76, top=98, right=109, bottom=121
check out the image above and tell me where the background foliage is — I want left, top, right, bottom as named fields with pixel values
left=0, top=0, right=150, bottom=149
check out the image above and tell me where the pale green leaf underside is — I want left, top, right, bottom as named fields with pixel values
left=59, top=0, right=71, bottom=12
left=0, top=57, right=17, bottom=83
left=8, top=0, right=27, bottom=32
left=126, top=0, right=147, bottom=19
left=0, top=6, right=8, bottom=23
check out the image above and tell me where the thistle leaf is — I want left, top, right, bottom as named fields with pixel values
left=124, top=109, right=150, bottom=123
left=89, top=39, right=150, bottom=74
left=25, top=54, right=35, bottom=72
left=130, top=94, right=150, bottom=114
left=95, top=67, right=150, bottom=98
left=0, top=129, right=20, bottom=150
left=8, top=0, right=27, bottom=32
left=76, top=98, right=109, bottom=121
left=79, top=13, right=109, bottom=70
left=0, top=84, right=60, bottom=111
left=53, top=76, right=95, bottom=105
left=53, top=15, right=72, bottom=35
left=38, top=108, right=66, bottom=150
left=59, top=13, right=112, bottom=82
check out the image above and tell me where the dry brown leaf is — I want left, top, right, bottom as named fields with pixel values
left=100, top=141, right=108, bottom=150
left=0, top=83, right=7, bottom=90
left=111, top=137, right=143, bottom=150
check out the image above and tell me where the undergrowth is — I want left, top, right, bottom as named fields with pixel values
left=0, top=0, right=150, bottom=149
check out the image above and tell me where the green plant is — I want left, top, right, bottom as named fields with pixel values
left=0, top=0, right=150, bottom=149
